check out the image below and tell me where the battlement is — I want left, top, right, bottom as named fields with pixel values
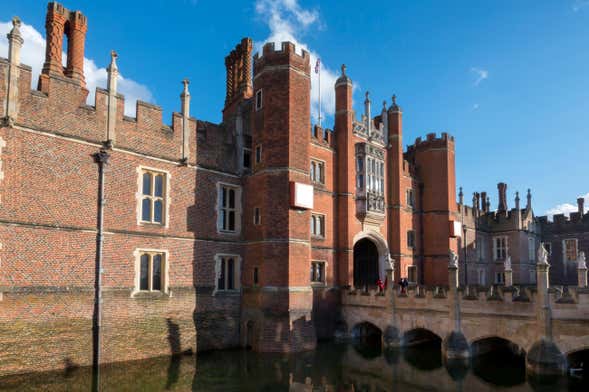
left=0, top=5, right=203, bottom=165
left=406, top=132, right=455, bottom=154
left=538, top=212, right=589, bottom=226
left=253, top=42, right=310, bottom=75
left=311, top=125, right=335, bottom=149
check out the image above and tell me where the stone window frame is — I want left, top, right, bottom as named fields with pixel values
left=253, top=266, right=260, bottom=286
left=495, top=272, right=505, bottom=284
left=310, top=212, right=326, bottom=239
left=242, top=147, right=252, bottom=170
left=407, top=230, right=415, bottom=248
left=135, top=166, right=171, bottom=228
left=310, top=260, right=327, bottom=285
left=406, top=188, right=415, bottom=208
left=253, top=207, right=261, bottom=225
left=492, top=236, right=508, bottom=261
left=213, top=253, right=242, bottom=295
left=407, top=265, right=417, bottom=283
left=255, top=89, right=263, bottom=111
left=478, top=268, right=486, bottom=286
left=528, top=237, right=536, bottom=261
left=216, top=182, right=243, bottom=235
left=131, top=248, right=170, bottom=296
left=563, top=238, right=578, bottom=262
left=309, top=157, right=325, bottom=185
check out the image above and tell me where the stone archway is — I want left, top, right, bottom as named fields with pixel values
left=354, top=239, right=379, bottom=288
left=352, top=231, right=391, bottom=289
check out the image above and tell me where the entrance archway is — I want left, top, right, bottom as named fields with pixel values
left=353, top=238, right=379, bottom=289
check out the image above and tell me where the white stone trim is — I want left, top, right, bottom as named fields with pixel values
left=352, top=229, right=390, bottom=281
left=131, top=248, right=170, bottom=296
left=215, top=182, right=243, bottom=235
left=135, top=165, right=171, bottom=228
left=562, top=238, right=578, bottom=262
left=213, top=253, right=242, bottom=295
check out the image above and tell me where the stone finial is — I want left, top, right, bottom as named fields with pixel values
left=449, top=250, right=458, bottom=268
left=459, top=187, right=464, bottom=205
left=7, top=16, right=24, bottom=63
left=341, top=64, right=346, bottom=76
left=537, top=243, right=549, bottom=266
left=382, top=100, right=387, bottom=110
left=526, top=189, right=532, bottom=210
left=107, top=50, right=118, bottom=94
left=515, top=191, right=520, bottom=208
left=504, top=256, right=512, bottom=271
left=578, top=251, right=587, bottom=270
left=365, top=91, right=370, bottom=103
left=486, top=196, right=491, bottom=212
left=182, top=78, right=190, bottom=96
left=390, top=94, right=401, bottom=112
left=181, top=78, right=191, bottom=116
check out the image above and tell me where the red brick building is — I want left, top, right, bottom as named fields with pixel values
left=0, top=3, right=461, bottom=375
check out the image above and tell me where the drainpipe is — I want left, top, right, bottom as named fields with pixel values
left=92, top=148, right=110, bottom=392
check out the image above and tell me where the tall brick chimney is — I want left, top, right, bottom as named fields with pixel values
left=39, top=2, right=88, bottom=92
left=497, top=182, right=508, bottom=213
left=222, top=38, right=253, bottom=120
left=579, top=197, right=585, bottom=216
left=64, top=10, right=88, bottom=87
left=480, top=191, right=487, bottom=212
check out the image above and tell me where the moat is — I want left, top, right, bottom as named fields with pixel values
left=0, top=341, right=585, bottom=391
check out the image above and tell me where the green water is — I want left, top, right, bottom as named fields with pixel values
left=0, top=342, right=584, bottom=391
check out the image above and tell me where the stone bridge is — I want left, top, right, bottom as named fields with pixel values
left=340, top=259, right=589, bottom=377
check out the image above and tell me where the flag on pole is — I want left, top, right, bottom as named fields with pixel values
left=315, top=58, right=321, bottom=126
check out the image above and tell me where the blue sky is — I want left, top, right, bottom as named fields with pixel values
left=1, top=0, right=588, bottom=216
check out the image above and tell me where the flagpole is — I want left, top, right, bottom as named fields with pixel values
left=318, top=60, right=322, bottom=127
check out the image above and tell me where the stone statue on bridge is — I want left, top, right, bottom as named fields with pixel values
left=449, top=250, right=458, bottom=268
left=537, top=243, right=549, bottom=265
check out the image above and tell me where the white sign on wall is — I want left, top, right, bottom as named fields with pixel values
left=290, top=182, right=314, bottom=209
left=450, top=220, right=462, bottom=238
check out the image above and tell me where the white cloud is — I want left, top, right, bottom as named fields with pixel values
left=545, top=192, right=589, bottom=219
left=470, top=67, right=488, bottom=86
left=255, top=0, right=339, bottom=125
left=472, top=103, right=480, bottom=110
left=0, top=20, right=153, bottom=116
left=573, top=0, right=589, bottom=12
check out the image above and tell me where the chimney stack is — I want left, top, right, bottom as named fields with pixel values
left=481, top=192, right=487, bottom=212
left=39, top=3, right=88, bottom=92
left=497, top=183, right=508, bottom=213
left=579, top=197, right=585, bottom=216
left=526, top=189, right=532, bottom=211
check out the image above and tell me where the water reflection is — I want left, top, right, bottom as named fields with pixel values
left=0, top=342, right=582, bottom=391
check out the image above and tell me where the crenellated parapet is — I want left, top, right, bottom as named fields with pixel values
left=406, top=132, right=455, bottom=155
left=0, top=3, right=204, bottom=165
left=253, top=42, right=310, bottom=77
left=310, top=125, right=335, bottom=149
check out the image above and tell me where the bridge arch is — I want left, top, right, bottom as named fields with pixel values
left=352, top=230, right=390, bottom=289
left=351, top=321, right=382, bottom=340
left=403, top=327, right=442, bottom=347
